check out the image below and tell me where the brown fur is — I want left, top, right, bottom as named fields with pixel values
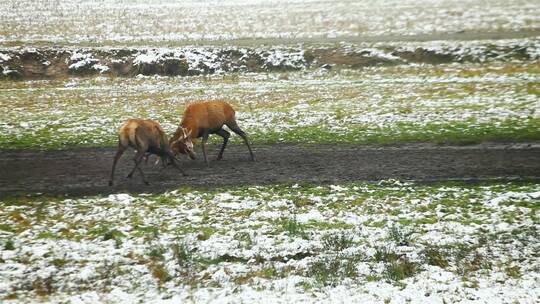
left=109, top=119, right=186, bottom=186
left=170, top=100, right=255, bottom=166
left=170, top=100, right=236, bottom=145
left=178, top=100, right=236, bottom=139
left=119, top=119, right=169, bottom=151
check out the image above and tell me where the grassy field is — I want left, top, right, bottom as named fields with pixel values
left=1, top=61, right=539, bottom=150
left=1, top=181, right=539, bottom=302
left=1, top=0, right=539, bottom=47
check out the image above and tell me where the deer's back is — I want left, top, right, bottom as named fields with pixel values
left=120, top=119, right=168, bottom=148
left=182, top=100, right=236, bottom=130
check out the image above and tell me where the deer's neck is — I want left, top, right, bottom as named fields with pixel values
left=181, top=121, right=199, bottom=139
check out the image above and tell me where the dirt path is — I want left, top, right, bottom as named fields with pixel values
left=1, top=142, right=539, bottom=198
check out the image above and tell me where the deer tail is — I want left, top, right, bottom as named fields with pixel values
left=118, top=125, right=133, bottom=148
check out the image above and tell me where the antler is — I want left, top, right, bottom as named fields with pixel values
left=183, top=127, right=192, bottom=138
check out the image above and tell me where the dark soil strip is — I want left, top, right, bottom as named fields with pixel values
left=0, top=143, right=539, bottom=198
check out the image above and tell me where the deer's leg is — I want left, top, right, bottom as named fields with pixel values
left=165, top=150, right=188, bottom=176
left=161, top=156, right=167, bottom=168
left=143, top=153, right=150, bottom=164
left=227, top=122, right=255, bottom=161
left=215, top=128, right=230, bottom=160
left=108, top=145, right=126, bottom=186
left=136, top=166, right=149, bottom=185
left=201, top=130, right=210, bottom=167
left=127, top=149, right=146, bottom=183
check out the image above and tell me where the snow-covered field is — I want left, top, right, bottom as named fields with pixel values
left=1, top=181, right=539, bottom=303
left=2, top=1, right=539, bottom=303
left=0, top=0, right=539, bottom=46
left=1, top=61, right=539, bottom=149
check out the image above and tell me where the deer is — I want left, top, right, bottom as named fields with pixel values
left=170, top=100, right=255, bottom=166
left=108, top=119, right=194, bottom=186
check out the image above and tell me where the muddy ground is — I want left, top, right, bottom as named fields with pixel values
left=1, top=142, right=539, bottom=198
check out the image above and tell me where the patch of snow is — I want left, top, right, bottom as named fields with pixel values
left=0, top=53, right=11, bottom=62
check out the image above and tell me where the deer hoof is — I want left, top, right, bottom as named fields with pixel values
left=144, top=181, right=150, bottom=185
left=108, top=181, right=113, bottom=186
left=126, top=174, right=133, bottom=179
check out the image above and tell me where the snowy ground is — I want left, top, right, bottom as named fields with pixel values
left=1, top=2, right=539, bottom=303
left=1, top=60, right=539, bottom=149
left=0, top=0, right=539, bottom=46
left=1, top=181, right=539, bottom=303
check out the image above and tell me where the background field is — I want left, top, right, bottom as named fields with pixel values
left=1, top=0, right=539, bottom=47
left=1, top=61, right=539, bottom=150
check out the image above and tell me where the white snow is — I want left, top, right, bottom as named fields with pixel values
left=0, top=53, right=11, bottom=62
left=1, top=182, right=539, bottom=303
left=67, top=51, right=109, bottom=73
left=1, top=0, right=539, bottom=45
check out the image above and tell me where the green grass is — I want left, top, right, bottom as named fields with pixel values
left=278, top=216, right=309, bottom=239
left=2, top=118, right=538, bottom=150
left=3, top=239, right=15, bottom=250
left=235, top=266, right=281, bottom=285
left=505, top=265, right=522, bottom=279
left=383, top=258, right=420, bottom=283
left=322, top=231, right=354, bottom=252
left=307, top=252, right=364, bottom=287
left=171, top=242, right=195, bottom=269
left=1, top=62, right=539, bottom=150
left=0, top=120, right=528, bottom=152
left=374, top=246, right=401, bottom=263
left=252, top=119, right=540, bottom=145
left=388, top=225, right=414, bottom=246
left=422, top=246, right=450, bottom=268
left=147, top=245, right=167, bottom=261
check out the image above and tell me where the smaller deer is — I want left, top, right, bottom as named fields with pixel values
left=108, top=119, right=193, bottom=186
left=170, top=100, right=255, bottom=166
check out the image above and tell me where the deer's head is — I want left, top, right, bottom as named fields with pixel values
left=170, top=127, right=196, bottom=160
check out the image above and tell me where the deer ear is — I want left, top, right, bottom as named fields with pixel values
left=186, top=129, right=192, bottom=138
